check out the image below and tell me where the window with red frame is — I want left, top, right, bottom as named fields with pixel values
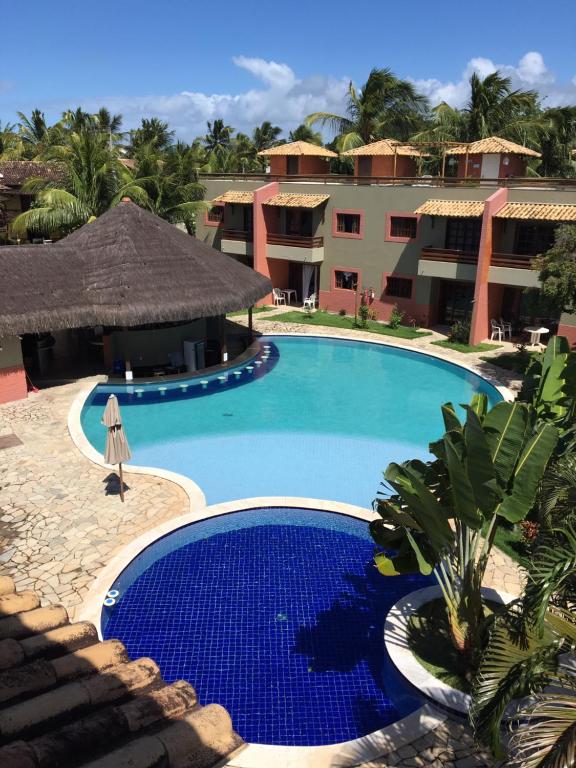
left=336, top=212, right=361, bottom=235
left=207, top=206, right=223, bottom=224
left=335, top=270, right=359, bottom=290
left=386, top=277, right=413, bottom=299
left=390, top=216, right=417, bottom=239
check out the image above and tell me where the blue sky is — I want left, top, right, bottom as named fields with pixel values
left=1, top=0, right=575, bottom=139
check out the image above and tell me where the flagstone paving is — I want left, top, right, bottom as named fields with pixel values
left=0, top=320, right=527, bottom=767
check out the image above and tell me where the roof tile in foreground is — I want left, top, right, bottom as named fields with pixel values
left=414, top=199, right=485, bottom=217
left=263, top=192, right=330, bottom=208
left=494, top=202, right=576, bottom=221
left=0, top=575, right=243, bottom=768
left=445, top=136, right=541, bottom=157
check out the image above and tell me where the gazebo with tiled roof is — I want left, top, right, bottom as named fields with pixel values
left=445, top=136, right=541, bottom=180
left=258, top=141, right=337, bottom=176
left=341, top=138, right=425, bottom=178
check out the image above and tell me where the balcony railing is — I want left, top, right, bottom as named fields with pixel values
left=267, top=233, right=324, bottom=248
left=222, top=228, right=253, bottom=242
left=491, top=252, right=534, bottom=269
left=420, top=247, right=478, bottom=265
left=200, top=172, right=576, bottom=190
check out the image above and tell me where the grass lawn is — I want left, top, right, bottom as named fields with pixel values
left=480, top=350, right=537, bottom=374
left=432, top=340, right=502, bottom=354
left=271, top=310, right=431, bottom=340
left=227, top=306, right=273, bottom=317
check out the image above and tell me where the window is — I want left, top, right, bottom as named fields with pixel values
left=386, top=277, right=413, bottom=299
left=336, top=213, right=361, bottom=234
left=335, top=270, right=358, bottom=290
left=445, top=218, right=481, bottom=253
left=390, top=216, right=417, bottom=239
left=207, top=205, right=223, bottom=224
left=515, top=223, right=555, bottom=256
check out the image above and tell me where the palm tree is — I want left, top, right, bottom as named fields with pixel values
left=17, top=109, right=61, bottom=158
left=471, top=524, right=576, bottom=767
left=306, top=67, right=427, bottom=151
left=465, top=72, right=541, bottom=144
left=11, top=129, right=148, bottom=238
left=288, top=124, right=323, bottom=145
left=129, top=117, right=175, bottom=154
left=0, top=120, right=23, bottom=159
left=252, top=121, right=282, bottom=152
left=538, top=106, right=576, bottom=177
left=204, top=119, right=234, bottom=163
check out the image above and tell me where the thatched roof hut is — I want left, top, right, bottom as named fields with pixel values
left=0, top=200, right=272, bottom=335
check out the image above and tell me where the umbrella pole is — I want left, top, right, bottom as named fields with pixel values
left=119, top=462, right=125, bottom=502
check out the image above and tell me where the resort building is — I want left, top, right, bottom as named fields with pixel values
left=197, top=138, right=576, bottom=346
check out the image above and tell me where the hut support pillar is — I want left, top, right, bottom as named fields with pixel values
left=220, top=316, right=228, bottom=363
left=248, top=306, right=253, bottom=338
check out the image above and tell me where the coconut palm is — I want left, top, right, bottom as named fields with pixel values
left=471, top=524, right=576, bottom=767
left=289, top=124, right=323, bottom=145
left=16, top=109, right=61, bottom=158
left=0, top=120, right=23, bottom=159
left=11, top=129, right=148, bottom=238
left=538, top=106, right=576, bottom=177
left=204, top=119, right=234, bottom=164
left=252, top=121, right=282, bottom=152
left=129, top=117, right=175, bottom=154
left=466, top=72, right=541, bottom=144
left=305, top=67, right=427, bottom=151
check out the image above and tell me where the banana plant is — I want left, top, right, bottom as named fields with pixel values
left=371, top=394, right=558, bottom=669
left=471, top=525, right=576, bottom=766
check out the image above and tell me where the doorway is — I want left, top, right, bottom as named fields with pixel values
left=439, top=281, right=474, bottom=324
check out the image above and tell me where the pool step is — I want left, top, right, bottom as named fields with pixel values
left=0, top=576, right=243, bottom=767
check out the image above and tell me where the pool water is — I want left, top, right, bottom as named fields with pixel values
left=82, top=335, right=500, bottom=508
left=102, top=508, right=432, bottom=746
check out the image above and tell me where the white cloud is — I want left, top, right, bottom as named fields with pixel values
left=412, top=51, right=576, bottom=109
left=73, top=58, right=349, bottom=141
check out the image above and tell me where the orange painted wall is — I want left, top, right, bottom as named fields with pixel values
left=268, top=259, right=291, bottom=291
left=456, top=153, right=528, bottom=179
left=268, top=156, right=330, bottom=175
left=253, top=181, right=280, bottom=305
left=499, top=154, right=527, bottom=178
left=0, top=365, right=28, bottom=404
left=558, top=323, right=576, bottom=348
left=357, top=156, right=417, bottom=177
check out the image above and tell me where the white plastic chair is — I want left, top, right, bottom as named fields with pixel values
left=273, top=288, right=286, bottom=306
left=490, top=319, right=503, bottom=341
left=303, top=293, right=316, bottom=310
left=499, top=318, right=512, bottom=339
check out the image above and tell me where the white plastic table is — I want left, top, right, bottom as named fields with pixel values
left=281, top=288, right=297, bottom=305
left=524, top=326, right=549, bottom=347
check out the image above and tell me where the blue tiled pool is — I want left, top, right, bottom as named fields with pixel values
left=102, top=508, right=432, bottom=746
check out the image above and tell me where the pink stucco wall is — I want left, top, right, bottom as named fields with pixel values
left=253, top=181, right=279, bottom=305
left=0, top=365, right=28, bottom=404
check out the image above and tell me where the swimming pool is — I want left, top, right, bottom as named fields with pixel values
left=81, top=335, right=501, bottom=508
left=101, top=507, right=432, bottom=746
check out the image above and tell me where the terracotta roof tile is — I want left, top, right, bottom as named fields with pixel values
left=414, top=199, right=485, bottom=217
left=263, top=192, right=330, bottom=208
left=0, top=576, right=243, bottom=768
left=445, top=136, right=541, bottom=157
left=494, top=202, right=576, bottom=221
left=341, top=139, right=424, bottom=157
left=213, top=191, right=254, bottom=204
left=258, top=141, right=337, bottom=158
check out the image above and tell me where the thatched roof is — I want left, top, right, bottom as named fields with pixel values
left=445, top=137, right=541, bottom=157
left=258, top=141, right=337, bottom=158
left=0, top=160, right=67, bottom=188
left=0, top=201, right=272, bottom=335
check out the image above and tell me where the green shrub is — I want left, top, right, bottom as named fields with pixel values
left=449, top=319, right=471, bottom=344
left=358, top=303, right=370, bottom=328
left=388, top=304, right=404, bottom=329
left=338, top=308, right=346, bottom=316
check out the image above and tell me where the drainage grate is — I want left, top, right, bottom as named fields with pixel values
left=0, top=434, right=23, bottom=450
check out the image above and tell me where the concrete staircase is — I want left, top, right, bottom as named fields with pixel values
left=0, top=576, right=243, bottom=767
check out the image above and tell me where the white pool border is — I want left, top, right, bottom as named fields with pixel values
left=69, top=333, right=516, bottom=768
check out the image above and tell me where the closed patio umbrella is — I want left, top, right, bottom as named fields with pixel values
left=102, top=394, right=131, bottom=502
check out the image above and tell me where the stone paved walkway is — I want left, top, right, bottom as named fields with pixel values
left=0, top=319, right=526, bottom=766
left=0, top=379, right=188, bottom=618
